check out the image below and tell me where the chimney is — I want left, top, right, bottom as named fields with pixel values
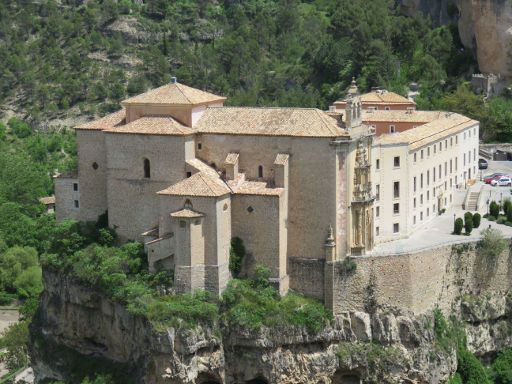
left=170, top=76, right=177, bottom=84
left=329, top=105, right=336, bottom=112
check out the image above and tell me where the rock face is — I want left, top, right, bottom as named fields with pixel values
left=400, top=0, right=512, bottom=78
left=30, top=269, right=457, bottom=384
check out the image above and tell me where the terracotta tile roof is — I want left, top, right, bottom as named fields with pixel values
left=334, top=91, right=415, bottom=106
left=170, top=208, right=205, bottom=218
left=375, top=113, right=478, bottom=150
left=227, top=179, right=283, bottom=196
left=361, top=110, right=442, bottom=123
left=103, top=116, right=195, bottom=135
left=54, top=170, right=78, bottom=179
left=39, top=196, right=55, bottom=205
left=274, top=153, right=289, bottom=165
left=224, top=153, right=239, bottom=165
left=75, top=109, right=126, bottom=130
left=195, top=107, right=348, bottom=137
left=121, top=82, right=226, bottom=105
left=186, top=159, right=220, bottom=179
left=158, top=172, right=230, bottom=197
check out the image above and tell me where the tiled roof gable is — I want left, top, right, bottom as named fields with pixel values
left=121, top=82, right=226, bottom=105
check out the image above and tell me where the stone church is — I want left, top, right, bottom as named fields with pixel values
left=55, top=79, right=374, bottom=306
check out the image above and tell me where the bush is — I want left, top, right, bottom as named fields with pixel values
left=229, top=237, right=245, bottom=278
left=488, top=215, right=497, bottom=222
left=464, top=212, right=473, bottom=235
left=472, top=213, right=481, bottom=228
left=497, top=217, right=507, bottom=225
left=490, top=201, right=500, bottom=218
left=457, top=348, right=492, bottom=384
left=503, top=198, right=512, bottom=216
left=477, top=228, right=508, bottom=259
left=492, top=348, right=512, bottom=384
left=7, top=117, right=32, bottom=138
left=454, top=218, right=464, bottom=235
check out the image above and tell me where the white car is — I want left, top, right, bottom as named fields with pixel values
left=491, top=176, right=512, bottom=186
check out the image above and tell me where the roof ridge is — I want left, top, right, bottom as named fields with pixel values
left=175, top=83, right=193, bottom=104
left=206, top=106, right=320, bottom=110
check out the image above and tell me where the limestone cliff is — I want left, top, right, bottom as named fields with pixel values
left=29, top=268, right=459, bottom=384
left=400, top=0, right=512, bottom=78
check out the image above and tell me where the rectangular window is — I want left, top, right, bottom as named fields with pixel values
left=434, top=145, right=437, bottom=154
left=433, top=188, right=436, bottom=197
left=376, top=184, right=380, bottom=201
left=456, top=135, right=458, bottom=144
left=420, top=211, right=423, bottom=220
left=421, top=173, right=424, bottom=189
left=420, top=194, right=424, bottom=205
left=414, top=198, right=417, bottom=208
left=394, top=156, right=400, bottom=168
left=413, top=216, right=416, bottom=225
left=433, top=167, right=436, bottom=182
left=427, top=147, right=430, bottom=157
left=413, top=176, right=417, bottom=192
left=473, top=148, right=476, bottom=161
left=463, top=153, right=466, bottom=166
left=439, top=142, right=442, bottom=152
left=414, top=153, right=417, bottom=162
left=393, top=223, right=399, bottom=233
left=74, top=200, right=79, bottom=208
left=427, top=170, right=430, bottom=185
left=427, top=207, right=430, bottom=216
left=393, top=181, right=400, bottom=198
left=455, top=157, right=458, bottom=171
left=445, top=139, right=448, bottom=149
left=376, top=159, right=380, bottom=170
left=450, top=159, right=453, bottom=173
left=393, top=203, right=399, bottom=214
left=439, top=164, right=442, bottom=178
left=421, top=150, right=424, bottom=159
left=390, top=125, right=396, bottom=133
left=433, top=204, right=436, bottom=213
left=427, top=190, right=430, bottom=201
left=197, top=143, right=202, bottom=150
left=450, top=137, right=453, bottom=146
left=376, top=226, right=380, bottom=236
left=445, top=162, right=447, bottom=176
left=376, top=206, right=380, bottom=217
left=73, top=183, right=78, bottom=191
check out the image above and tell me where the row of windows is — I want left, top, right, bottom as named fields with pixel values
left=412, top=128, right=477, bottom=163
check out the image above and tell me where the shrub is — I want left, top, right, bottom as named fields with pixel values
left=472, top=213, right=481, bottom=228
left=503, top=198, right=512, bottom=216
left=490, top=201, right=500, bottom=218
left=488, top=215, right=497, bottom=222
left=464, top=212, right=473, bottom=226
left=457, top=348, right=492, bottom=384
left=465, top=221, right=473, bottom=235
left=492, top=348, right=512, bottom=384
left=229, top=237, right=245, bottom=278
left=477, top=228, right=507, bottom=259
left=497, top=217, right=507, bottom=225
left=454, top=218, right=464, bottom=235
left=7, top=117, right=32, bottom=138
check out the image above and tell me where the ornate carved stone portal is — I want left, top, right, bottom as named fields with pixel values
left=351, top=140, right=374, bottom=255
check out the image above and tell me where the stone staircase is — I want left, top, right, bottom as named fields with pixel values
left=466, top=191, right=480, bottom=211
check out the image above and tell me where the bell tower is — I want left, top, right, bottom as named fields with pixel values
left=345, top=78, right=362, bottom=130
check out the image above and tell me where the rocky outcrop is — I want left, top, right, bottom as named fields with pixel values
left=400, top=0, right=512, bottom=79
left=30, top=269, right=458, bottom=384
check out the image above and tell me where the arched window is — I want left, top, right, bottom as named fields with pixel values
left=258, top=165, right=263, bottom=178
left=184, top=199, right=193, bottom=209
left=143, top=158, right=151, bottom=178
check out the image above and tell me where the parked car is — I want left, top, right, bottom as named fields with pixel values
left=484, top=173, right=504, bottom=184
left=491, top=176, right=512, bottom=186
left=478, top=158, right=489, bottom=170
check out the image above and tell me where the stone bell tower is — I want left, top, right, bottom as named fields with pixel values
left=350, top=140, right=374, bottom=255
left=345, top=78, right=362, bottom=130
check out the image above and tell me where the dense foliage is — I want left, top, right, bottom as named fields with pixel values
left=0, top=1, right=474, bottom=115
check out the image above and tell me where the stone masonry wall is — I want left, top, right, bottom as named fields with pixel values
left=332, top=240, right=512, bottom=315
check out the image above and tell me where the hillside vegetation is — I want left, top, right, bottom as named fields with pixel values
left=0, top=1, right=474, bottom=120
